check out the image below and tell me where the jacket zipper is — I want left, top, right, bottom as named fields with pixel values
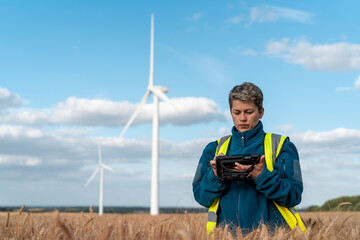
left=237, top=181, right=241, bottom=226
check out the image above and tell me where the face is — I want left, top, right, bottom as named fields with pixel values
left=230, top=100, right=264, bottom=133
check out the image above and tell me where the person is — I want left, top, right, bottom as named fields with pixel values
left=192, top=82, right=304, bottom=234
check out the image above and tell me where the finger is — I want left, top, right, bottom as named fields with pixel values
left=255, top=155, right=265, bottom=167
left=234, top=162, right=250, bottom=171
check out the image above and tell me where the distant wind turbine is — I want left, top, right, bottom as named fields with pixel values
left=85, top=144, right=115, bottom=216
left=119, top=13, right=177, bottom=215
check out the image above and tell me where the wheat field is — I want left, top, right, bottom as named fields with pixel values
left=1, top=208, right=360, bottom=239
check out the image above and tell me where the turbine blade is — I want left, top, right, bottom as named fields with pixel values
left=148, top=13, right=154, bottom=87
left=120, top=90, right=151, bottom=138
left=101, top=163, right=115, bottom=172
left=98, top=144, right=102, bottom=164
left=85, top=167, right=100, bottom=187
left=148, top=86, right=178, bottom=110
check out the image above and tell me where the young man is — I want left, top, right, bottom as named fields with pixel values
left=192, top=82, right=303, bottom=234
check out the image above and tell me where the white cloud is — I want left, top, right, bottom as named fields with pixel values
left=187, top=12, right=203, bottom=21
left=250, top=5, right=313, bottom=23
left=266, top=38, right=360, bottom=70
left=225, top=15, right=244, bottom=24
left=0, top=87, right=22, bottom=109
left=0, top=125, right=44, bottom=138
left=276, top=124, right=295, bottom=132
left=287, top=128, right=360, bottom=207
left=228, top=46, right=258, bottom=56
left=335, top=86, right=351, bottom=92
left=0, top=123, right=213, bottom=166
left=0, top=97, right=227, bottom=127
left=241, top=49, right=258, bottom=56
left=218, top=127, right=230, bottom=136
left=355, top=75, right=360, bottom=91
left=292, top=128, right=360, bottom=157
left=1, top=120, right=360, bottom=208
left=0, top=155, right=41, bottom=166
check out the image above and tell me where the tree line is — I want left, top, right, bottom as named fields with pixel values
left=305, top=195, right=360, bottom=211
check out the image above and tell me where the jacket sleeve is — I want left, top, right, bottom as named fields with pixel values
left=192, top=141, right=230, bottom=208
left=254, top=139, right=303, bottom=208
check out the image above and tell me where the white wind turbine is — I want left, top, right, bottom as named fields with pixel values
left=85, top=144, right=115, bottom=216
left=119, top=13, right=177, bottom=215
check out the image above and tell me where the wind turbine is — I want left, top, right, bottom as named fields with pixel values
left=120, top=13, right=176, bottom=215
left=85, top=144, right=115, bottom=216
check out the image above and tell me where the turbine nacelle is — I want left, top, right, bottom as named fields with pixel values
left=86, top=144, right=115, bottom=187
left=119, top=85, right=177, bottom=139
left=149, top=85, right=169, bottom=93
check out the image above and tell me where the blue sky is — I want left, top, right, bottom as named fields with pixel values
left=1, top=1, right=360, bottom=209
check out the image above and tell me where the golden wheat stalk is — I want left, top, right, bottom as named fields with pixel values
left=100, top=224, right=114, bottom=240
left=55, top=210, right=73, bottom=240
left=5, top=212, right=10, bottom=228
left=22, top=213, right=31, bottom=228
left=176, top=230, right=191, bottom=240
left=19, top=204, right=26, bottom=215
left=337, top=202, right=352, bottom=211
left=85, top=217, right=95, bottom=226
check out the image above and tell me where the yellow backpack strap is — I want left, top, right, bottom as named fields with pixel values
left=206, top=135, right=232, bottom=237
left=264, top=133, right=307, bottom=234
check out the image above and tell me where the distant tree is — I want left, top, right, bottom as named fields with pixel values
left=306, top=205, right=321, bottom=212
left=305, top=195, right=360, bottom=212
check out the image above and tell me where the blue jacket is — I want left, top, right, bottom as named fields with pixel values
left=192, top=121, right=303, bottom=232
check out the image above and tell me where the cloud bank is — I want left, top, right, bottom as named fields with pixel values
left=266, top=38, right=360, bottom=70
left=225, top=4, right=313, bottom=25
left=250, top=5, right=313, bottom=23
left=0, top=96, right=227, bottom=127
left=1, top=86, right=359, bottom=208
left=356, top=75, right=360, bottom=91
left=0, top=87, right=22, bottom=109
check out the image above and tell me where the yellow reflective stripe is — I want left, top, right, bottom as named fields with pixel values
left=295, top=213, right=307, bottom=233
left=264, top=133, right=307, bottom=234
left=264, top=133, right=274, bottom=171
left=207, top=136, right=231, bottom=236
left=265, top=134, right=288, bottom=170
left=273, top=202, right=297, bottom=229
left=209, top=197, right=220, bottom=213
left=207, top=197, right=220, bottom=236
left=206, top=221, right=217, bottom=236
left=216, top=136, right=231, bottom=156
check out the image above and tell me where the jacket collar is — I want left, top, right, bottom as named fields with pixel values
left=231, top=121, right=265, bottom=146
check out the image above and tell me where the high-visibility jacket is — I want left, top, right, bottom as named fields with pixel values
left=206, top=133, right=306, bottom=236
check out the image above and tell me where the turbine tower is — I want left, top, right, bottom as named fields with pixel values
left=119, top=13, right=176, bottom=215
left=85, top=144, right=115, bottom=216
